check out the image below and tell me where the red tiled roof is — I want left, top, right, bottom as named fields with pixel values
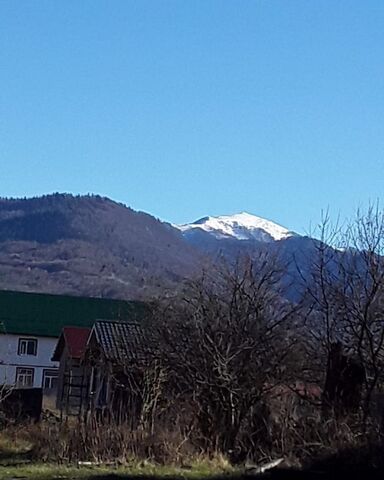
left=64, top=326, right=91, bottom=358
left=52, top=326, right=91, bottom=361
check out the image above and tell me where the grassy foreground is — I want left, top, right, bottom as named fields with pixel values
left=0, top=428, right=237, bottom=480
left=0, top=432, right=236, bottom=480
left=0, top=462, right=237, bottom=480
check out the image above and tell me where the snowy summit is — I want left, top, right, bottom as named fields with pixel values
left=177, top=212, right=295, bottom=243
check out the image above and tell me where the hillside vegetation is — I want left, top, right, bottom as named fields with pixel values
left=0, top=194, right=201, bottom=299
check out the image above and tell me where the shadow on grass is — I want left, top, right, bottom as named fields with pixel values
left=84, top=467, right=384, bottom=480
left=83, top=471, right=384, bottom=480
left=1, top=446, right=384, bottom=479
left=82, top=446, right=384, bottom=480
left=0, top=443, right=33, bottom=466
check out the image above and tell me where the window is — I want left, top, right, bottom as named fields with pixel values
left=18, top=338, right=37, bottom=356
left=42, top=369, right=58, bottom=390
left=15, top=367, right=34, bottom=388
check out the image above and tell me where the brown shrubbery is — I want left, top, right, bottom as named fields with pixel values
left=5, top=407, right=380, bottom=467
left=5, top=206, right=384, bottom=470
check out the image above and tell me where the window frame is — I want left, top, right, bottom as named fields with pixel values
left=42, top=369, right=59, bottom=390
left=18, top=338, right=38, bottom=356
left=15, top=367, right=35, bottom=388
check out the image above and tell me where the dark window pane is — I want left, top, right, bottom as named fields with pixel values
left=43, top=370, right=58, bottom=389
left=19, top=341, right=26, bottom=355
left=18, top=339, right=37, bottom=356
left=16, top=367, right=34, bottom=387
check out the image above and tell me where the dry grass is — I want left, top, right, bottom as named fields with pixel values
left=0, top=413, right=380, bottom=479
left=0, top=427, right=33, bottom=463
left=0, top=422, right=236, bottom=479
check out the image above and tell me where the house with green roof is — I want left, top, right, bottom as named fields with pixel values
left=0, top=290, right=146, bottom=391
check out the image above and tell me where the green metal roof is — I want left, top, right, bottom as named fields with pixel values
left=0, top=290, right=147, bottom=337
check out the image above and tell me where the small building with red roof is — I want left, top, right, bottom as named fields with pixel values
left=52, top=326, right=91, bottom=362
left=52, top=326, right=91, bottom=414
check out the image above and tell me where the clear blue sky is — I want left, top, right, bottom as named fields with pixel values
left=1, top=1, right=383, bottom=234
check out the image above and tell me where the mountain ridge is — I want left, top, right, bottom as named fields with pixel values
left=0, top=193, right=203, bottom=300
left=0, top=193, right=313, bottom=302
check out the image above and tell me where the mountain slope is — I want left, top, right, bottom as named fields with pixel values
left=0, top=196, right=320, bottom=303
left=177, top=212, right=315, bottom=302
left=0, top=194, right=201, bottom=299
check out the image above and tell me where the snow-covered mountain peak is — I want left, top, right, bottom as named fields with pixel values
left=177, top=212, right=296, bottom=242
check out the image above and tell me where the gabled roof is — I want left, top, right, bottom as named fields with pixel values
left=0, top=290, right=147, bottom=337
left=91, top=320, right=146, bottom=362
left=52, top=326, right=91, bottom=361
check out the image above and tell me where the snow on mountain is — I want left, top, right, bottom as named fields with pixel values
left=177, top=212, right=296, bottom=242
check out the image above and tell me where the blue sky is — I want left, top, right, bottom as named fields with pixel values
left=1, top=1, right=383, bottom=234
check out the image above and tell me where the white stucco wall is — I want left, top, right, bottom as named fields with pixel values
left=0, top=334, right=59, bottom=388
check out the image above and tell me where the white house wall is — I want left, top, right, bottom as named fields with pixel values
left=0, top=334, right=59, bottom=388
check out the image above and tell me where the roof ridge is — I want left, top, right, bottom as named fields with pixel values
left=63, top=325, right=92, bottom=330
left=94, top=319, right=140, bottom=325
left=0, top=288, right=145, bottom=305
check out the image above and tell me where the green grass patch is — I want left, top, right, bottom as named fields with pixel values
left=0, top=462, right=237, bottom=480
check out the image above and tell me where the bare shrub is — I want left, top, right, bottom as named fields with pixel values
left=150, top=254, right=300, bottom=458
left=21, top=418, right=198, bottom=465
left=302, top=206, right=384, bottom=422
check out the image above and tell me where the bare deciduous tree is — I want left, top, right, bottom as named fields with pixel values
left=302, top=205, right=384, bottom=420
left=152, top=253, right=299, bottom=454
